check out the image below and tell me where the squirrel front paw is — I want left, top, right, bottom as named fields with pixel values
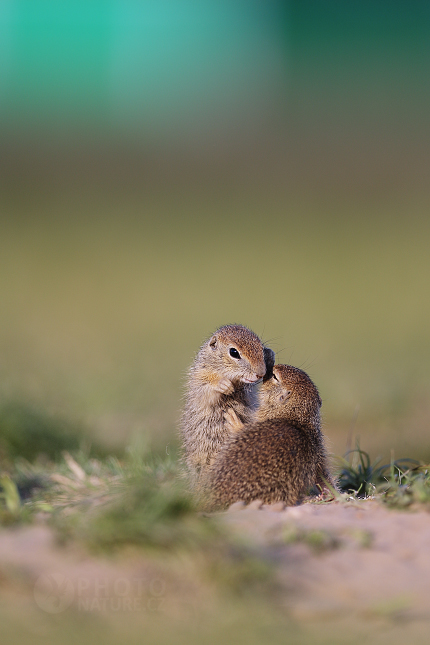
left=224, top=408, right=244, bottom=433
left=214, top=377, right=234, bottom=395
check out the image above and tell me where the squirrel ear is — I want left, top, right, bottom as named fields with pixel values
left=209, top=335, right=217, bottom=349
left=263, top=347, right=275, bottom=380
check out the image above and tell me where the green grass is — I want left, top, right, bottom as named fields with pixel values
left=0, top=401, right=89, bottom=464
left=58, top=457, right=208, bottom=552
left=337, top=445, right=430, bottom=508
left=0, top=446, right=276, bottom=600
left=283, top=524, right=341, bottom=552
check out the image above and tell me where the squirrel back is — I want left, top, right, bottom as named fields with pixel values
left=204, top=364, right=335, bottom=509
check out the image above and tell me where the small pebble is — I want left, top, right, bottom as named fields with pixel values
left=265, top=501, right=286, bottom=512
left=247, top=499, right=264, bottom=510
left=227, top=501, right=246, bottom=512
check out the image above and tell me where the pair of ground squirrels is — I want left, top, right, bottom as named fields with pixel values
left=180, top=324, right=335, bottom=507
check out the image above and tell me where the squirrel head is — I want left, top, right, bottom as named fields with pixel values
left=259, top=364, right=322, bottom=430
left=204, top=324, right=271, bottom=385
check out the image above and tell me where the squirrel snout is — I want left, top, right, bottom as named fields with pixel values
left=242, top=374, right=262, bottom=384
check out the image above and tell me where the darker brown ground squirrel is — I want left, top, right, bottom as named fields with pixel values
left=203, top=364, right=336, bottom=509
left=180, top=324, right=275, bottom=488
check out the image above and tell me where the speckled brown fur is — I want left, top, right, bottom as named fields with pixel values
left=204, top=364, right=336, bottom=509
left=180, top=324, right=274, bottom=489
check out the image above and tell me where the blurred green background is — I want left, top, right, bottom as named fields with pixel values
left=1, top=1, right=429, bottom=461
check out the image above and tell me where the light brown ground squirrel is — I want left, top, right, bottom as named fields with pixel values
left=204, top=364, right=336, bottom=509
left=180, top=324, right=275, bottom=488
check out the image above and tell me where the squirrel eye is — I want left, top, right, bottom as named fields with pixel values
left=229, top=348, right=241, bottom=359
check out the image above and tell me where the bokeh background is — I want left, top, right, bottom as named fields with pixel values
left=1, top=1, right=429, bottom=462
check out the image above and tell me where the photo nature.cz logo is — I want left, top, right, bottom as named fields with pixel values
left=33, top=572, right=165, bottom=613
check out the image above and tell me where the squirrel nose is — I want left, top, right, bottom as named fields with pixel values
left=255, top=372, right=265, bottom=379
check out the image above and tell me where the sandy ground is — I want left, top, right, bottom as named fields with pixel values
left=1, top=500, right=430, bottom=643
left=222, top=499, right=430, bottom=620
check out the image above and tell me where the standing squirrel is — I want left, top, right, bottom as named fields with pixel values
left=204, top=364, right=336, bottom=509
left=180, top=324, right=275, bottom=488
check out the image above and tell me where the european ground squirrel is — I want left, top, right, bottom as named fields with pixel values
left=204, top=364, right=336, bottom=509
left=180, top=324, right=275, bottom=488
